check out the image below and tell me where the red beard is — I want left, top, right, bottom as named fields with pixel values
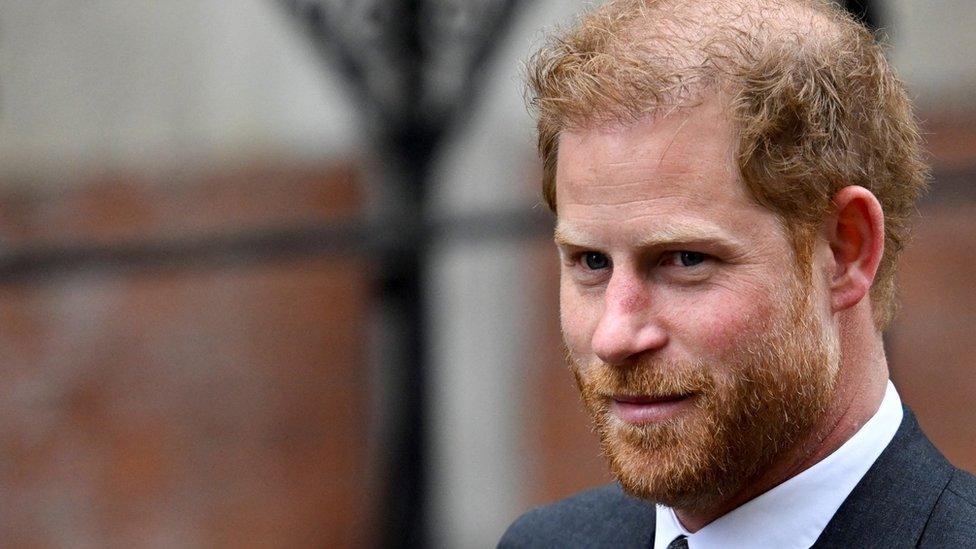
left=569, top=282, right=838, bottom=511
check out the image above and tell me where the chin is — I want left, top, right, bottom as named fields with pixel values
left=599, top=412, right=757, bottom=511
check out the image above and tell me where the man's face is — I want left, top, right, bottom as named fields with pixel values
left=554, top=97, right=839, bottom=510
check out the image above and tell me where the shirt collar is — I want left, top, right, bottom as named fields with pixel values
left=654, top=380, right=903, bottom=549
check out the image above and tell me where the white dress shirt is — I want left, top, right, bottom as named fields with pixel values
left=653, top=380, right=904, bottom=549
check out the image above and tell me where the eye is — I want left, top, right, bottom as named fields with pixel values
left=677, top=251, right=705, bottom=267
left=582, top=251, right=610, bottom=270
left=661, top=251, right=708, bottom=267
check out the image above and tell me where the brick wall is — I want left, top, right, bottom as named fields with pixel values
left=0, top=163, right=376, bottom=546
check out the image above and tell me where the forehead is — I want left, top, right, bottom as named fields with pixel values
left=554, top=98, right=780, bottom=242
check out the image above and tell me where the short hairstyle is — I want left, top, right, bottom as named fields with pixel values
left=527, top=0, right=928, bottom=329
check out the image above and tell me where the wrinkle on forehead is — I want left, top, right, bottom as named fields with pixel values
left=560, top=174, right=716, bottom=209
left=555, top=216, right=741, bottom=248
left=554, top=96, right=785, bottom=250
left=556, top=95, right=747, bottom=210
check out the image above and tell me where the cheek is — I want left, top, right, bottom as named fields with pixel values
left=677, top=291, right=781, bottom=359
left=559, top=280, right=596, bottom=354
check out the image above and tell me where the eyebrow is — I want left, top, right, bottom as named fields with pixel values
left=553, top=221, right=742, bottom=250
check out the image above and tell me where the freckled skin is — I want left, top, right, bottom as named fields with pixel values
left=557, top=98, right=807, bottom=368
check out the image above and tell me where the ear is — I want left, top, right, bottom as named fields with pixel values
left=827, top=186, right=885, bottom=313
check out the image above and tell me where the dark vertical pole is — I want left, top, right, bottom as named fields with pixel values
left=377, top=2, right=434, bottom=547
left=277, top=2, right=522, bottom=546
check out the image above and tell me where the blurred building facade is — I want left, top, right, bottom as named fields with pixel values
left=0, top=1, right=974, bottom=547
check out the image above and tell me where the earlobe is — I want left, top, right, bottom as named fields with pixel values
left=828, top=186, right=885, bottom=313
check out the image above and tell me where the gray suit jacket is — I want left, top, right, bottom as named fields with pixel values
left=499, top=408, right=976, bottom=548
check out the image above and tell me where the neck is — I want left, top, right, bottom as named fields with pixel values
left=674, top=311, right=889, bottom=532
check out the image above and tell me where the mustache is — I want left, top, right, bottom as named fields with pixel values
left=568, top=352, right=716, bottom=398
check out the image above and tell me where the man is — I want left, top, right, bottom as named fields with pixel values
left=500, top=0, right=976, bottom=547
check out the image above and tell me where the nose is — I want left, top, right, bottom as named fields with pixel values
left=590, top=273, right=668, bottom=365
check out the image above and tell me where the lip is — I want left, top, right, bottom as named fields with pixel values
left=610, top=393, right=695, bottom=424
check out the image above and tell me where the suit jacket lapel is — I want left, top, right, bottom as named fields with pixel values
left=813, top=407, right=954, bottom=547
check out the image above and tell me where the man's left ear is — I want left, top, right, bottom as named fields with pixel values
left=827, top=185, right=885, bottom=313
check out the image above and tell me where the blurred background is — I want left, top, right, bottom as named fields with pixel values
left=0, top=0, right=973, bottom=547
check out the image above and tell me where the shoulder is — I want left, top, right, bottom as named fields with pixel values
left=816, top=407, right=973, bottom=546
left=946, top=467, right=976, bottom=505
left=920, top=467, right=976, bottom=546
left=497, top=484, right=656, bottom=549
